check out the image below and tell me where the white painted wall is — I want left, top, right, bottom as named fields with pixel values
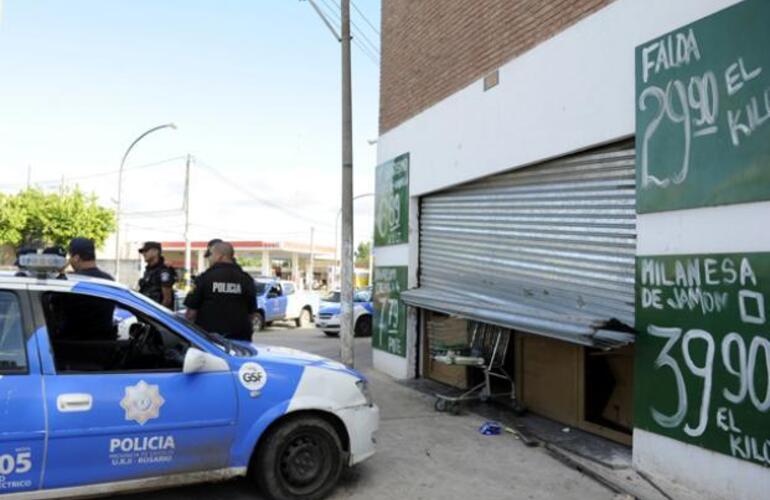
left=637, top=201, right=770, bottom=255
left=376, top=0, right=756, bottom=494
left=377, top=0, right=743, bottom=197
left=634, top=429, right=770, bottom=500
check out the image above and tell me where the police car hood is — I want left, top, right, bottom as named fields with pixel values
left=247, top=343, right=365, bottom=379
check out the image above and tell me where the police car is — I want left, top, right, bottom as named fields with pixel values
left=315, top=289, right=373, bottom=338
left=0, top=254, right=378, bottom=499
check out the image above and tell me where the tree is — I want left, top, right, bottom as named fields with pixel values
left=354, top=240, right=371, bottom=268
left=0, top=188, right=116, bottom=250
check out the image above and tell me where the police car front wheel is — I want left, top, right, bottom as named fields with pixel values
left=254, top=416, right=344, bottom=500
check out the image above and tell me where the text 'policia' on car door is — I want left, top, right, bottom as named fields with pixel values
left=29, top=288, right=239, bottom=488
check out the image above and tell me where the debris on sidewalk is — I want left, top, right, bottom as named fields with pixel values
left=479, top=421, right=502, bottom=435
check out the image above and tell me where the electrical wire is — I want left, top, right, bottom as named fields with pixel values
left=351, top=0, right=380, bottom=35
left=0, top=155, right=187, bottom=189
left=124, top=223, right=184, bottom=236
left=190, top=222, right=333, bottom=236
left=318, top=0, right=380, bottom=65
left=322, top=0, right=380, bottom=54
left=193, top=158, right=333, bottom=228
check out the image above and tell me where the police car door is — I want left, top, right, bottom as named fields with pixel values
left=33, top=287, right=238, bottom=489
left=0, top=287, right=44, bottom=494
left=275, top=283, right=288, bottom=318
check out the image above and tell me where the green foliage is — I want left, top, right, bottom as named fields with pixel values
left=355, top=240, right=371, bottom=268
left=0, top=188, right=116, bottom=249
left=236, top=256, right=262, bottom=269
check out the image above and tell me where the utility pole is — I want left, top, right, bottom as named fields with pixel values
left=340, top=0, right=354, bottom=367
left=183, top=154, right=192, bottom=289
left=307, top=226, right=315, bottom=290
left=26, top=165, right=31, bottom=189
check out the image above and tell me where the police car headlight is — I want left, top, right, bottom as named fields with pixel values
left=356, top=379, right=373, bottom=406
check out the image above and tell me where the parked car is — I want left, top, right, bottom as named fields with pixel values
left=319, top=290, right=340, bottom=310
left=254, top=278, right=320, bottom=331
left=1, top=255, right=378, bottom=499
left=315, top=288, right=373, bottom=337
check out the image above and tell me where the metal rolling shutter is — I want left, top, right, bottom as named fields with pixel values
left=402, top=142, right=636, bottom=348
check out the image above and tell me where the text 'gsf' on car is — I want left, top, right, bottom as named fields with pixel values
left=0, top=253, right=378, bottom=500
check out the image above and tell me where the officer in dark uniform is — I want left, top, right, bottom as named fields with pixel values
left=54, top=238, right=115, bottom=341
left=184, top=241, right=257, bottom=341
left=138, top=241, right=176, bottom=309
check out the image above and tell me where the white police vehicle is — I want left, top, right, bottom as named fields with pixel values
left=0, top=254, right=378, bottom=499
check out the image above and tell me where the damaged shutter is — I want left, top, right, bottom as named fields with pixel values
left=405, top=141, right=636, bottom=348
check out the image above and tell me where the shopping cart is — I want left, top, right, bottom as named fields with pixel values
left=432, top=321, right=515, bottom=415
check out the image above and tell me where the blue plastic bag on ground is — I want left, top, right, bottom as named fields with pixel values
left=479, top=421, right=502, bottom=436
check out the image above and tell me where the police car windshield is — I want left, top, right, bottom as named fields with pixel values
left=128, top=289, right=238, bottom=354
left=255, top=282, right=267, bottom=295
left=174, top=314, right=229, bottom=351
left=323, top=291, right=341, bottom=303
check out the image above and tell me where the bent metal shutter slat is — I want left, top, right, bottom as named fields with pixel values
left=404, top=142, right=636, bottom=348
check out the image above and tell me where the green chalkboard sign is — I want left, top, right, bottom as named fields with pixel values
left=634, top=252, right=770, bottom=466
left=372, top=266, right=408, bottom=357
left=374, top=154, right=409, bottom=247
left=635, top=0, right=770, bottom=213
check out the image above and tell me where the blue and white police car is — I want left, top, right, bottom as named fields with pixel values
left=0, top=254, right=378, bottom=499
left=315, top=289, right=372, bottom=338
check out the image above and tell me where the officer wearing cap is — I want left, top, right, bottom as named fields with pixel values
left=204, top=238, right=223, bottom=262
left=184, top=241, right=257, bottom=341
left=51, top=238, right=115, bottom=341
left=138, top=241, right=176, bottom=309
left=68, top=237, right=114, bottom=280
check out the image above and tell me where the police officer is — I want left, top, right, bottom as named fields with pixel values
left=54, top=238, right=115, bottom=341
left=203, top=238, right=243, bottom=270
left=138, top=241, right=176, bottom=309
left=184, top=241, right=257, bottom=341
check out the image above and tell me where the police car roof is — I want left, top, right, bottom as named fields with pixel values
left=0, top=271, right=129, bottom=291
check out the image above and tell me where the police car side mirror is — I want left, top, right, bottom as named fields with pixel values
left=183, top=347, right=229, bottom=374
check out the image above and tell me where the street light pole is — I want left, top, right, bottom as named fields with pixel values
left=340, top=0, right=354, bottom=367
left=334, top=192, right=373, bottom=288
left=114, top=123, right=177, bottom=281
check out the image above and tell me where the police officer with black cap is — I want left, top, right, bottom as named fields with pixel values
left=184, top=241, right=257, bottom=341
left=52, top=238, right=115, bottom=341
left=138, top=241, right=176, bottom=309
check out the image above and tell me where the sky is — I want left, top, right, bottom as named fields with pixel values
left=0, top=0, right=381, bottom=249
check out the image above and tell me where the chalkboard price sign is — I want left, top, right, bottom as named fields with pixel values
left=372, top=266, right=408, bottom=357
left=635, top=0, right=770, bottom=213
left=634, top=252, right=770, bottom=466
left=374, top=154, right=409, bottom=247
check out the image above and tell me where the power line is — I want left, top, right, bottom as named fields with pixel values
left=318, top=0, right=379, bottom=64
left=322, top=0, right=379, bottom=53
left=193, top=157, right=333, bottom=228
left=124, top=223, right=184, bottom=236
left=351, top=0, right=379, bottom=35
left=190, top=222, right=333, bottom=236
left=0, top=155, right=187, bottom=189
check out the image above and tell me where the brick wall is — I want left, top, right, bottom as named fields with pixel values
left=380, top=0, right=615, bottom=133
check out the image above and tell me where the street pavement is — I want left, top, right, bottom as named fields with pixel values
left=127, top=326, right=616, bottom=500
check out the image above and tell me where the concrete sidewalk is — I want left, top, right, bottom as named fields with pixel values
left=134, top=328, right=621, bottom=499
left=331, top=368, right=616, bottom=500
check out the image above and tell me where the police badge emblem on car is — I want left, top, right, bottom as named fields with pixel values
left=120, top=380, right=165, bottom=425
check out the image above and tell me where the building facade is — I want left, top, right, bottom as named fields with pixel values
left=373, top=0, right=769, bottom=498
